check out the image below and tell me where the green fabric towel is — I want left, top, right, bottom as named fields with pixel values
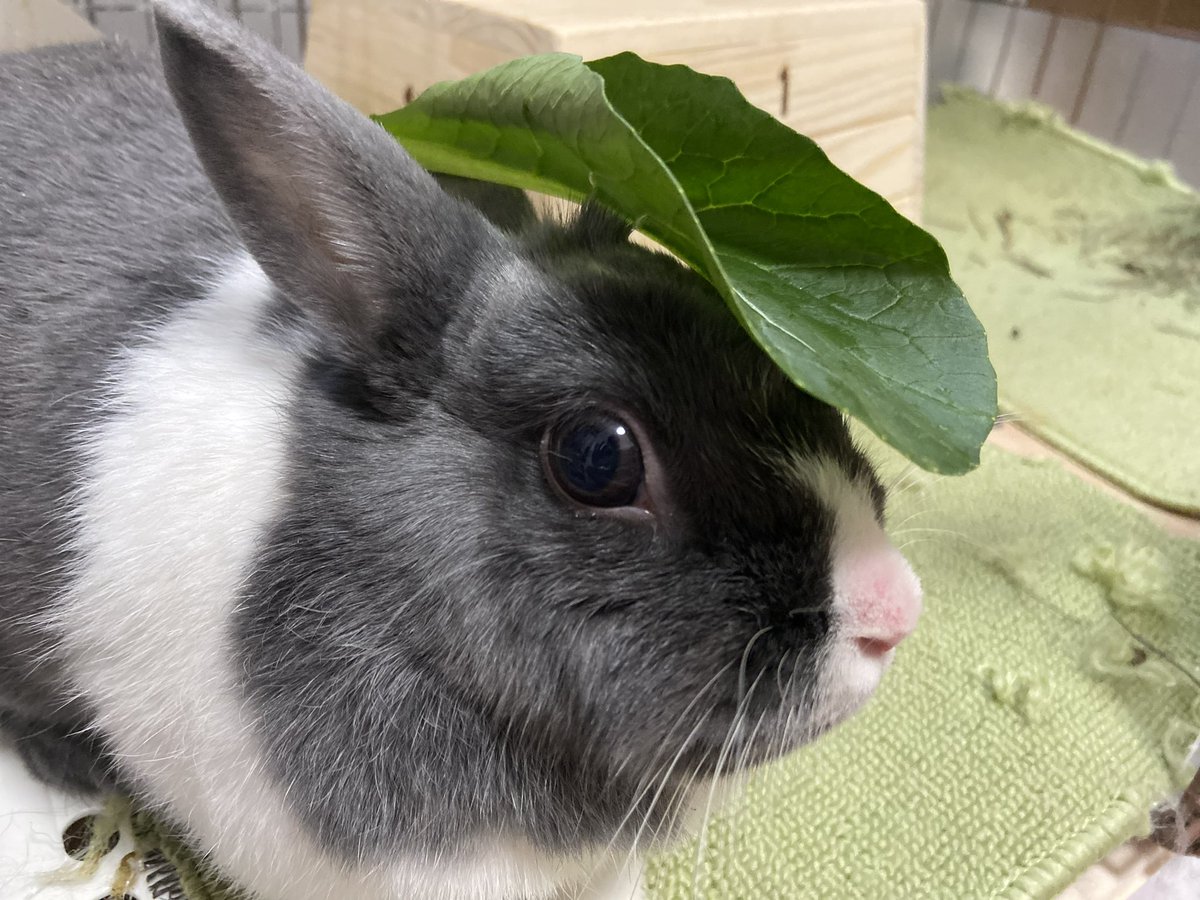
left=646, top=443, right=1200, bottom=899
left=923, top=89, right=1200, bottom=515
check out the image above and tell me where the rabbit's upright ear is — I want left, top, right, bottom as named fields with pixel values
left=152, top=0, right=495, bottom=353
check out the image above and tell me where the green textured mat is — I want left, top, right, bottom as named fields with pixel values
left=923, top=89, right=1200, bottom=515
left=646, top=444, right=1200, bottom=899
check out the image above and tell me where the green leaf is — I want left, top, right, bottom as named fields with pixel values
left=375, top=53, right=997, bottom=474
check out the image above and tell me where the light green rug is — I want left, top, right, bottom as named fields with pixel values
left=923, top=88, right=1200, bottom=516
left=646, top=442, right=1200, bottom=899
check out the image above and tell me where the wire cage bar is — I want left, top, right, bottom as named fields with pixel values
left=929, top=0, right=1200, bottom=186
left=67, top=0, right=310, bottom=61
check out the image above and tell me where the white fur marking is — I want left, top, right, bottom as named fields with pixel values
left=54, top=255, right=628, bottom=900
left=789, top=455, right=923, bottom=729
left=793, top=457, right=922, bottom=633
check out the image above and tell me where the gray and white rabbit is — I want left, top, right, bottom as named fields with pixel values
left=0, top=1, right=923, bottom=898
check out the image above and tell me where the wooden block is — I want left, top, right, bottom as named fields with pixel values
left=0, top=0, right=101, bottom=53
left=306, top=0, right=926, bottom=216
left=817, top=115, right=923, bottom=219
left=1162, top=0, right=1200, bottom=37
left=1027, top=0, right=1200, bottom=39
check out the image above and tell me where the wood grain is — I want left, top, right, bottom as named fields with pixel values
left=0, top=0, right=102, bottom=53
left=989, top=423, right=1200, bottom=541
left=306, top=0, right=926, bottom=217
left=1028, top=0, right=1200, bottom=39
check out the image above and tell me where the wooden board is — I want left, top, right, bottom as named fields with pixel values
left=0, top=0, right=101, bottom=53
left=306, top=0, right=926, bottom=219
left=1028, top=0, right=1200, bottom=39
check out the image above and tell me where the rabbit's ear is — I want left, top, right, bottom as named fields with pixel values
left=433, top=175, right=538, bottom=235
left=153, top=0, right=497, bottom=353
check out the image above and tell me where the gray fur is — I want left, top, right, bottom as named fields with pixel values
left=0, top=39, right=233, bottom=782
left=0, top=0, right=882, bottom=887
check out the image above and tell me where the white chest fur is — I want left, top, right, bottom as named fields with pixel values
left=48, top=256, right=636, bottom=900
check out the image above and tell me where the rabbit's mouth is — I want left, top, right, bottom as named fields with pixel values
left=661, top=633, right=896, bottom=781
left=659, top=691, right=860, bottom=780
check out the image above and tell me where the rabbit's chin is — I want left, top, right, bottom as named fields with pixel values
left=678, top=641, right=893, bottom=779
left=814, top=634, right=895, bottom=726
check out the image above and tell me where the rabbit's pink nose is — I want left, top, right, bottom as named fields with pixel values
left=835, top=543, right=922, bottom=656
left=855, top=633, right=907, bottom=657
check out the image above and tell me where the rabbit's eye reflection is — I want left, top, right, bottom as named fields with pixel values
left=544, top=411, right=644, bottom=509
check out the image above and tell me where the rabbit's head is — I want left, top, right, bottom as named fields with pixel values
left=153, top=0, right=922, bottom=875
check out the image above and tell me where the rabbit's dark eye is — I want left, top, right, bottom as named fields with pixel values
left=544, top=411, right=644, bottom=508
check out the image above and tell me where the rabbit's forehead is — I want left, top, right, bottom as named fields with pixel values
left=473, top=257, right=787, bottom=405
left=463, top=250, right=873, bottom=484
